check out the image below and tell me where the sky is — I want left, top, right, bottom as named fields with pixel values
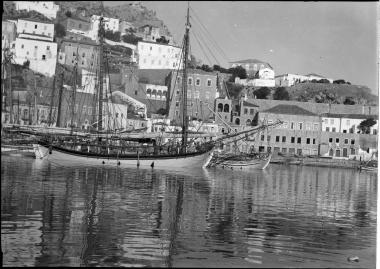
left=105, top=1, right=379, bottom=94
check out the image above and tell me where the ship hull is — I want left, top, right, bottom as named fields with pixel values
left=33, top=144, right=214, bottom=169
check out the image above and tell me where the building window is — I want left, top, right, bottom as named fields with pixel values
left=35, top=24, right=37, bottom=29
left=343, top=130, right=347, bottom=133
left=351, top=139, right=355, bottom=145
left=351, top=148, right=355, bottom=155
left=306, top=138, right=310, bottom=144
left=267, top=135, right=271, bottom=142
left=282, top=148, right=287, bottom=153
left=312, top=138, right=316, bottom=144
left=329, top=138, right=333, bottom=143
left=135, top=90, right=138, bottom=95
left=261, top=135, right=265, bottom=141
left=42, top=55, right=46, bottom=60
left=282, top=136, right=286, bottom=142
left=297, top=137, right=301, bottom=144
left=291, top=137, right=295, bottom=143
left=298, top=122, right=303, bottom=130
left=207, top=79, right=212, bottom=86
left=21, top=44, right=24, bottom=49
left=291, top=122, right=294, bottom=129
left=336, top=138, right=339, bottom=143
left=332, top=127, right=336, bottom=132
left=275, top=136, right=280, bottom=142
left=176, top=101, right=179, bottom=107
left=188, top=78, right=192, bottom=85
left=344, top=138, right=348, bottom=144
left=326, top=127, right=330, bottom=132
left=250, top=109, right=254, bottom=115
left=314, top=123, right=319, bottom=130
left=47, top=46, right=50, bottom=50
left=330, top=119, right=334, bottom=124
left=244, top=108, right=248, bottom=115
left=196, top=78, right=200, bottom=86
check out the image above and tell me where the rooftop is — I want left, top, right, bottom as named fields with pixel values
left=138, top=40, right=180, bottom=48
left=321, top=113, right=378, bottom=120
left=261, top=104, right=317, bottom=116
left=306, top=73, right=325, bottom=78
left=18, top=17, right=54, bottom=24
left=243, top=101, right=259, bottom=108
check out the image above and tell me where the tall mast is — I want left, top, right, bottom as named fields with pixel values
left=97, top=4, right=105, bottom=131
left=56, top=71, right=64, bottom=127
left=70, top=47, right=79, bottom=135
left=48, top=74, right=56, bottom=126
left=181, top=2, right=191, bottom=153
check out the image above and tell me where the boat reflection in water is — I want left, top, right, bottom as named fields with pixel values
left=1, top=156, right=377, bottom=267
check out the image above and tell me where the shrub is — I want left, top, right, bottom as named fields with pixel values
left=254, top=87, right=271, bottom=99
left=273, top=87, right=290, bottom=100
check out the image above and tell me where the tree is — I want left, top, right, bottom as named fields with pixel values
left=188, top=54, right=201, bottom=69
left=156, top=108, right=167, bottom=115
left=254, top=87, right=271, bottom=99
left=228, top=66, right=247, bottom=82
left=333, top=79, right=346, bottom=84
left=343, top=96, right=356, bottom=105
left=55, top=23, right=66, bottom=38
left=22, top=60, right=30, bottom=68
left=156, top=36, right=169, bottom=44
left=65, top=11, right=72, bottom=17
left=199, top=64, right=212, bottom=72
left=318, top=79, right=330, bottom=84
left=105, top=30, right=121, bottom=42
left=273, top=87, right=290, bottom=100
left=122, top=34, right=142, bottom=45
left=358, top=118, right=377, bottom=134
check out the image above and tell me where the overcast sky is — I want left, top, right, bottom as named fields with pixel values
left=105, top=1, right=378, bottom=93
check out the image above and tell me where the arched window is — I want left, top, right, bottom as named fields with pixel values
left=146, top=88, right=152, bottom=97
left=162, top=91, right=167, bottom=100
left=246, top=119, right=251, bottom=126
left=223, top=104, right=229, bottom=112
left=235, top=118, right=240, bottom=125
left=152, top=89, right=157, bottom=99
left=217, top=103, right=223, bottom=112
left=157, top=90, right=162, bottom=99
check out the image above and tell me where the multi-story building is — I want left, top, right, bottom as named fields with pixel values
left=17, top=18, right=54, bottom=42
left=137, top=41, right=182, bottom=69
left=230, top=59, right=273, bottom=78
left=214, top=97, right=232, bottom=133
left=136, top=24, right=161, bottom=42
left=252, top=104, right=321, bottom=155
left=88, top=15, right=120, bottom=41
left=60, top=39, right=99, bottom=70
left=2, top=20, right=17, bottom=49
left=231, top=98, right=259, bottom=128
left=61, top=16, right=91, bottom=33
left=14, top=1, right=59, bottom=19
left=321, top=113, right=378, bottom=135
left=13, top=37, right=57, bottom=76
left=235, top=67, right=275, bottom=87
left=79, top=69, right=109, bottom=95
left=168, top=69, right=218, bottom=123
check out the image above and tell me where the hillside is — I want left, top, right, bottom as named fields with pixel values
left=287, top=83, right=378, bottom=106
left=55, top=1, right=171, bottom=37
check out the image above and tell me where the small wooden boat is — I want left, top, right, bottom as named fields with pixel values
left=207, top=152, right=272, bottom=170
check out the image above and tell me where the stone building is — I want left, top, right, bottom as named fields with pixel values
left=61, top=16, right=91, bottom=32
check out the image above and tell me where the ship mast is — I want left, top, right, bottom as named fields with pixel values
left=97, top=3, right=105, bottom=131
left=181, top=2, right=191, bottom=154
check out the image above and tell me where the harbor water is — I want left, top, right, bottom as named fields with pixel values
left=1, top=155, right=377, bottom=267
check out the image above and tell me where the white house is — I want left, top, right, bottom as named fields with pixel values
left=321, top=113, right=378, bottom=135
left=89, top=15, right=120, bottom=41
left=137, top=41, right=182, bottom=69
left=15, top=1, right=59, bottom=19
left=17, top=18, right=54, bottom=41
left=13, top=37, right=57, bottom=77
left=235, top=68, right=275, bottom=87
left=275, top=74, right=309, bottom=87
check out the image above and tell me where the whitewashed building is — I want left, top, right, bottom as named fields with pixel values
left=13, top=37, right=57, bottom=76
left=275, top=74, right=309, bottom=87
left=14, top=1, right=59, bottom=19
left=235, top=68, right=275, bottom=87
left=89, top=15, right=120, bottom=41
left=137, top=41, right=182, bottom=69
left=321, top=113, right=378, bottom=135
left=17, top=18, right=54, bottom=41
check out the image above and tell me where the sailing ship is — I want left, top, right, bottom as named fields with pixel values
left=32, top=4, right=281, bottom=169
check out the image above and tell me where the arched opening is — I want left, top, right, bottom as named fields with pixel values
left=235, top=118, right=240, bottom=125
left=223, top=104, right=229, bottom=112
left=217, top=103, right=223, bottom=112
left=246, top=119, right=251, bottom=126
left=152, top=89, right=157, bottom=99
left=146, top=88, right=152, bottom=98
left=157, top=90, right=162, bottom=99
left=162, top=91, right=167, bottom=100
